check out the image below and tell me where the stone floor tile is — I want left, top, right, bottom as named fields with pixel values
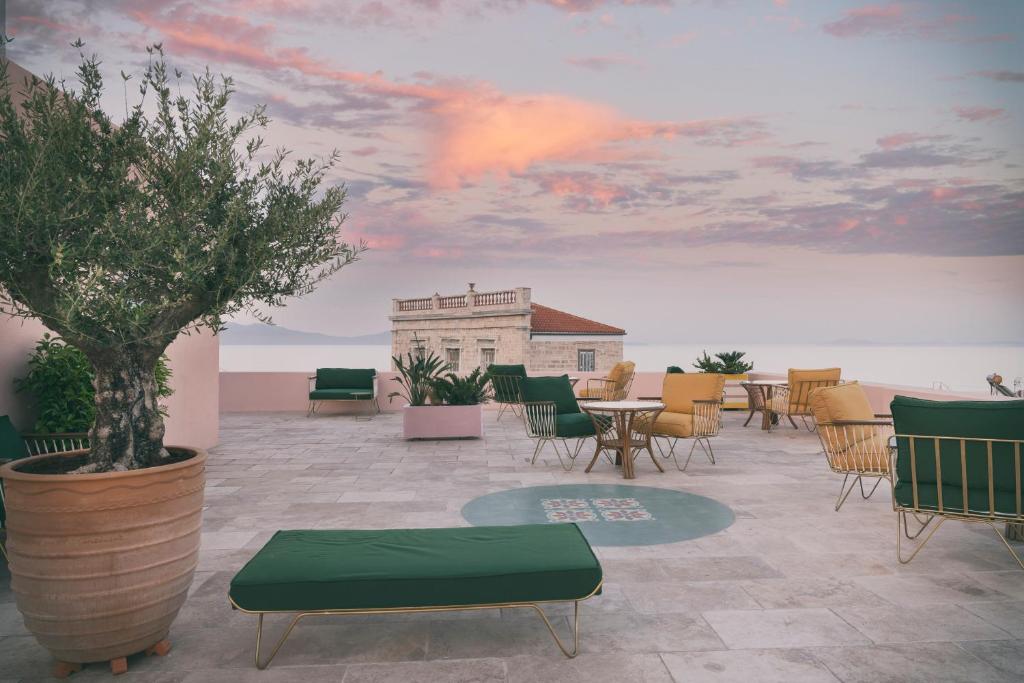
left=702, top=608, right=871, bottom=649
left=740, top=577, right=892, bottom=610
left=810, top=641, right=1016, bottom=683
left=955, top=639, right=1024, bottom=680
left=960, top=601, right=1024, bottom=637
left=660, top=648, right=840, bottom=683
left=505, top=653, right=672, bottom=682
left=342, top=658, right=505, bottom=683
left=833, top=603, right=1013, bottom=643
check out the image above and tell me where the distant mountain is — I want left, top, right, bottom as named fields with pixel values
left=220, top=323, right=390, bottom=346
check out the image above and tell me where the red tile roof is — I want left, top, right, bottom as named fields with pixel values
left=529, top=303, right=626, bottom=335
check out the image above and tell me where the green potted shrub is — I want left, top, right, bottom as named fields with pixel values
left=693, top=350, right=754, bottom=409
left=0, top=46, right=357, bottom=676
left=15, top=334, right=173, bottom=441
left=391, top=356, right=489, bottom=439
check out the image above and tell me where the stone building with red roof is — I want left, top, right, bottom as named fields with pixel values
left=390, top=286, right=625, bottom=373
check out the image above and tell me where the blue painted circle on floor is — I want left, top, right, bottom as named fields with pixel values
left=461, top=484, right=734, bottom=547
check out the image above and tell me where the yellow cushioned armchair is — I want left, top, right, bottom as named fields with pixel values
left=770, top=368, right=842, bottom=431
left=647, top=373, right=725, bottom=471
left=578, top=361, right=635, bottom=402
left=809, top=382, right=893, bottom=511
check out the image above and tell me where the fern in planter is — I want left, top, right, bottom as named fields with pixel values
left=15, top=334, right=173, bottom=434
left=693, top=350, right=753, bottom=374
left=389, top=351, right=449, bottom=406
left=432, top=369, right=491, bottom=406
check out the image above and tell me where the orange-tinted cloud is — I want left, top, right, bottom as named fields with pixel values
left=953, top=106, right=1006, bottom=122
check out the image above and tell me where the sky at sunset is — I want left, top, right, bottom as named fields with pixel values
left=6, top=0, right=1023, bottom=343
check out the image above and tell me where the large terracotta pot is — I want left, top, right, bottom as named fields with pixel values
left=0, top=447, right=205, bottom=665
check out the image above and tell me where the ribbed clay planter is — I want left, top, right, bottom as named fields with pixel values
left=0, top=447, right=205, bottom=672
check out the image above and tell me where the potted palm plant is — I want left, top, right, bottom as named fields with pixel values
left=390, top=355, right=489, bottom=439
left=694, top=350, right=754, bottom=410
left=0, top=46, right=358, bottom=676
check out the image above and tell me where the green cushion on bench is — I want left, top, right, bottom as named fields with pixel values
left=309, top=388, right=374, bottom=400
left=316, top=368, right=376, bottom=390
left=229, top=524, right=602, bottom=613
left=891, top=396, right=1024, bottom=515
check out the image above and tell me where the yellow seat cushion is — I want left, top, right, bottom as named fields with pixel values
left=649, top=411, right=693, bottom=438
left=579, top=361, right=634, bottom=400
left=811, top=382, right=891, bottom=473
left=787, top=368, right=841, bottom=415
left=662, top=374, right=725, bottom=414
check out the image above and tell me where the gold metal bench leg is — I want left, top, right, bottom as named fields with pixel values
left=896, top=512, right=944, bottom=564
left=527, top=600, right=582, bottom=658
left=988, top=522, right=1024, bottom=570
left=254, top=612, right=308, bottom=670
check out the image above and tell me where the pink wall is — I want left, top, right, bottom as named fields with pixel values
left=220, top=368, right=999, bottom=414
left=0, top=315, right=219, bottom=449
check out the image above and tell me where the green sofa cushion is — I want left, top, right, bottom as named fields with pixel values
left=488, top=364, right=528, bottom=403
left=891, top=396, right=1024, bottom=515
left=893, top=482, right=1020, bottom=517
left=487, top=364, right=527, bottom=378
left=229, top=524, right=602, bottom=613
left=316, top=368, right=376, bottom=390
left=521, top=375, right=580, bottom=416
left=556, top=413, right=596, bottom=438
left=309, top=388, right=374, bottom=400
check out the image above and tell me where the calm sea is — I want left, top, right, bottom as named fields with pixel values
left=219, top=343, right=1024, bottom=394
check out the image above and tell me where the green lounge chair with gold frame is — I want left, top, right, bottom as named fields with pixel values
left=809, top=382, right=895, bottom=511
left=1, top=416, right=89, bottom=561
left=307, top=368, right=379, bottom=417
left=890, top=396, right=1024, bottom=569
left=487, top=363, right=528, bottom=421
left=770, top=368, right=842, bottom=432
left=228, top=524, right=603, bottom=669
left=521, top=375, right=598, bottom=471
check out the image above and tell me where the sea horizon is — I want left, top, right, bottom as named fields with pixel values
left=219, top=342, right=1024, bottom=394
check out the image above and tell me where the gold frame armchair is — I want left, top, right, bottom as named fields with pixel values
left=770, top=368, right=841, bottom=432
left=810, top=380, right=895, bottom=511
left=520, top=376, right=598, bottom=472
left=487, top=364, right=528, bottom=421
left=889, top=396, right=1024, bottom=569
left=645, top=374, right=725, bottom=472
left=578, top=361, right=635, bottom=402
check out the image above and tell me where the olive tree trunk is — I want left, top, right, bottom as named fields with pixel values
left=87, top=348, right=168, bottom=472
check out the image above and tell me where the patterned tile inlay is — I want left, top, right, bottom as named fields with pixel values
left=542, top=497, right=654, bottom=523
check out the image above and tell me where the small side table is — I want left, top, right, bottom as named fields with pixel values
left=741, top=381, right=787, bottom=431
left=580, top=400, right=665, bottom=479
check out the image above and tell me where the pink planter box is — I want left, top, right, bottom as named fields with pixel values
left=402, top=404, right=483, bottom=440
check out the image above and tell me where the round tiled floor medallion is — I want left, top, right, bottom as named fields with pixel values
left=461, top=484, right=734, bottom=547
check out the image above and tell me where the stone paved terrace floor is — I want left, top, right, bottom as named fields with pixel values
left=2, top=410, right=1023, bottom=683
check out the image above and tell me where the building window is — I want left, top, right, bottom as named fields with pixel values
left=480, top=348, right=495, bottom=369
left=445, top=347, right=461, bottom=373
left=578, top=349, right=596, bottom=372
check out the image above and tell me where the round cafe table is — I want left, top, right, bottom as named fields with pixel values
left=580, top=400, right=665, bottom=479
left=741, top=380, right=787, bottom=431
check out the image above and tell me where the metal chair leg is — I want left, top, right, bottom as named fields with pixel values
left=896, top=512, right=944, bottom=564
left=988, top=522, right=1024, bottom=570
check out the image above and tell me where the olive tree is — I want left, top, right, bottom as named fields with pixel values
left=0, top=45, right=359, bottom=471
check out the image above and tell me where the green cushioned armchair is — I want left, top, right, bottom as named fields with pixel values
left=890, top=396, right=1024, bottom=568
left=520, top=376, right=598, bottom=471
left=487, top=364, right=528, bottom=421
left=307, top=368, right=379, bottom=417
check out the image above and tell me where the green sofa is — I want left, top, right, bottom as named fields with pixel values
left=891, top=395, right=1024, bottom=568
left=486, top=363, right=528, bottom=420
left=519, top=375, right=597, bottom=471
left=307, top=368, right=378, bottom=416
left=229, top=523, right=603, bottom=668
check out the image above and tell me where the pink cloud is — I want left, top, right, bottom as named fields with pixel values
left=953, top=106, right=1006, bottom=122
left=351, top=146, right=380, bottom=157
left=566, top=54, right=644, bottom=71
left=822, top=3, right=974, bottom=41
left=876, top=132, right=948, bottom=149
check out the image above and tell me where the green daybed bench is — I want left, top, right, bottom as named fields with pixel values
left=229, top=523, right=603, bottom=668
left=307, top=368, right=379, bottom=417
left=891, top=395, right=1024, bottom=568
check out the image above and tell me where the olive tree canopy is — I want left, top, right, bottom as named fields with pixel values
left=0, top=45, right=360, bottom=471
